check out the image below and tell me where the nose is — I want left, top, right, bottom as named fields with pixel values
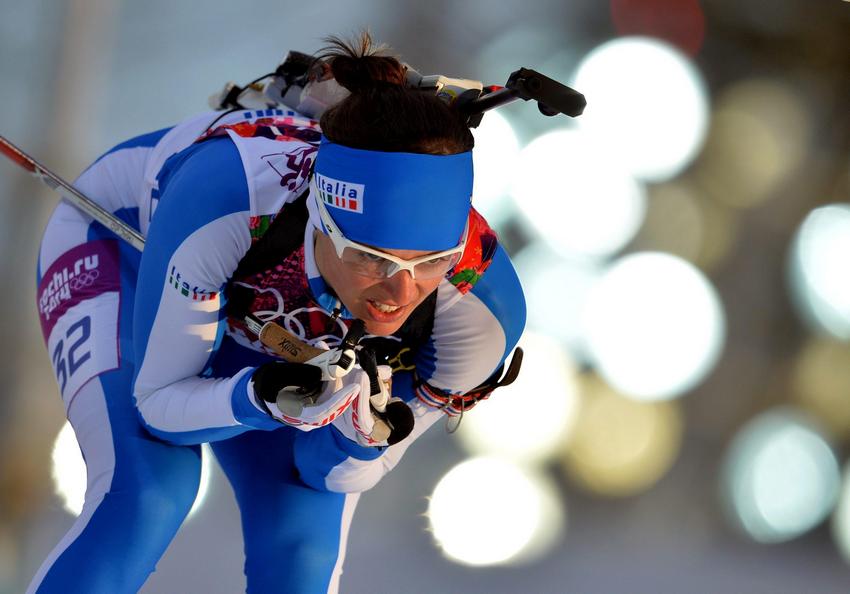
left=381, top=269, right=418, bottom=304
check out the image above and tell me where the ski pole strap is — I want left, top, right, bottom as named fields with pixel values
left=414, top=347, right=524, bottom=417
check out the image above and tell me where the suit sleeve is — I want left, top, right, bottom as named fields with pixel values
left=132, top=137, right=280, bottom=445
left=293, top=244, right=526, bottom=492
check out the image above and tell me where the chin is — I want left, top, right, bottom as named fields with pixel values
left=363, top=318, right=406, bottom=337
left=355, top=299, right=416, bottom=336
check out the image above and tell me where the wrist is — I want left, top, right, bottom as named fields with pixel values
left=229, top=368, right=282, bottom=430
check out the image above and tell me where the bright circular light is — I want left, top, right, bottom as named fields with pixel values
left=698, top=79, right=811, bottom=209
left=512, top=129, right=646, bottom=259
left=572, top=36, right=709, bottom=181
left=582, top=252, right=725, bottom=400
left=512, top=242, right=603, bottom=363
left=722, top=408, right=840, bottom=544
left=428, top=457, right=563, bottom=566
left=51, top=421, right=212, bottom=519
left=457, top=331, right=580, bottom=463
left=789, top=204, right=850, bottom=340
left=630, top=182, right=705, bottom=265
left=792, top=337, right=850, bottom=441
left=562, top=375, right=683, bottom=497
left=472, top=110, right=520, bottom=222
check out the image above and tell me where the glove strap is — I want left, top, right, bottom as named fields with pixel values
left=415, top=347, right=524, bottom=424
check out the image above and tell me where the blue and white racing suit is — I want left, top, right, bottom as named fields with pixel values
left=29, top=109, right=526, bottom=594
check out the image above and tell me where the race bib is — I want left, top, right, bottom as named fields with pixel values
left=37, top=240, right=122, bottom=405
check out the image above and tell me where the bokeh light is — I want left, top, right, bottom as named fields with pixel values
left=457, top=331, right=580, bottom=463
left=511, top=243, right=603, bottom=363
left=789, top=204, right=850, bottom=340
left=696, top=78, right=812, bottom=209
left=830, top=462, right=850, bottom=563
left=52, top=421, right=213, bottom=519
left=50, top=422, right=86, bottom=517
left=628, top=181, right=705, bottom=265
left=428, top=457, right=563, bottom=566
left=690, top=194, right=740, bottom=272
left=512, top=129, right=646, bottom=259
left=562, top=375, right=683, bottom=497
left=571, top=36, right=709, bottom=182
left=792, top=337, right=850, bottom=441
left=471, top=110, right=520, bottom=223
left=722, top=408, right=841, bottom=544
left=581, top=252, right=725, bottom=400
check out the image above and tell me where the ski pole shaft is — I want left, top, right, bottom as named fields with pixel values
left=0, top=134, right=146, bottom=251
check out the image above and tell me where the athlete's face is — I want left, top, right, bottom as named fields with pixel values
left=313, top=231, right=443, bottom=336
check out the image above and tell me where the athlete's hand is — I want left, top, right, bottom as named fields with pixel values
left=333, top=350, right=415, bottom=447
left=250, top=358, right=364, bottom=429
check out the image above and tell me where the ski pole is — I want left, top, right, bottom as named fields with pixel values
left=0, top=134, right=146, bottom=251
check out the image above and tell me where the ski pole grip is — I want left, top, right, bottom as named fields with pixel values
left=335, top=319, right=367, bottom=370
left=357, top=348, right=382, bottom=397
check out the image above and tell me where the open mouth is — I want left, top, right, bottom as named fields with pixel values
left=366, top=299, right=407, bottom=322
left=370, top=300, right=401, bottom=313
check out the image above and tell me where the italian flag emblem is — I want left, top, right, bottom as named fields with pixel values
left=315, top=173, right=365, bottom=213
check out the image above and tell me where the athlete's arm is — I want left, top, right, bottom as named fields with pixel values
left=294, top=244, right=527, bottom=492
left=132, top=137, right=281, bottom=445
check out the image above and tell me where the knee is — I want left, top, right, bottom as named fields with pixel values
left=111, top=445, right=202, bottom=531
left=134, top=479, right=198, bottom=527
left=245, top=534, right=341, bottom=592
left=288, top=537, right=341, bottom=574
left=141, top=449, right=202, bottom=519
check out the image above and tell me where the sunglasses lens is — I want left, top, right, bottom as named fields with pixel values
left=339, top=247, right=462, bottom=279
left=413, top=252, right=463, bottom=279
left=340, top=247, right=394, bottom=277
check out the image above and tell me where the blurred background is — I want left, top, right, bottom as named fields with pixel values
left=2, top=0, right=850, bottom=592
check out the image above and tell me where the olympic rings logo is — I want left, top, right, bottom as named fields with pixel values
left=68, top=269, right=100, bottom=291
left=234, top=281, right=349, bottom=347
left=230, top=278, right=406, bottom=352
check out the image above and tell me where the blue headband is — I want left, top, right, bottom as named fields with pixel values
left=312, top=137, right=473, bottom=250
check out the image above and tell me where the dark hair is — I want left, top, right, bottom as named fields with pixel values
left=316, top=32, right=474, bottom=155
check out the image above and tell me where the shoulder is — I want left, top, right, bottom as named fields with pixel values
left=458, top=243, right=526, bottom=351
left=214, top=115, right=322, bottom=217
left=146, top=137, right=253, bottom=287
left=418, top=244, right=526, bottom=393
left=442, top=210, right=526, bottom=354
left=151, top=135, right=251, bottom=233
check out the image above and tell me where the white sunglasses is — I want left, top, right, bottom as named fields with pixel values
left=314, top=185, right=468, bottom=280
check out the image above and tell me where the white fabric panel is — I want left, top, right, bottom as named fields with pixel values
left=324, top=400, right=444, bottom=493
left=428, top=285, right=507, bottom=393
left=226, top=118, right=319, bottom=217
left=76, top=144, right=151, bottom=215
left=134, top=213, right=252, bottom=434
left=38, top=203, right=91, bottom=272
left=135, top=369, right=252, bottom=435
left=134, top=212, right=250, bottom=400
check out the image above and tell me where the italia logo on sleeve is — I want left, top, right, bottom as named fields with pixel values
left=315, top=173, right=364, bottom=213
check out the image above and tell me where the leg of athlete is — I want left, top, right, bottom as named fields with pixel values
left=211, top=426, right=359, bottom=594
left=26, top=137, right=200, bottom=593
